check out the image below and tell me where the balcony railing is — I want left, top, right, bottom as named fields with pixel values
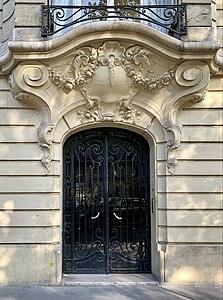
left=41, top=4, right=187, bottom=38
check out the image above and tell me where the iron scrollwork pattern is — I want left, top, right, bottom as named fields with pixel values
left=63, top=128, right=151, bottom=273
left=42, top=4, right=187, bottom=37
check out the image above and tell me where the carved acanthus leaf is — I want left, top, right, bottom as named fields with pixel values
left=77, top=84, right=140, bottom=124
left=48, top=47, right=98, bottom=93
left=38, top=122, right=54, bottom=174
left=118, top=103, right=141, bottom=124
left=77, top=101, right=141, bottom=124
left=163, top=122, right=182, bottom=175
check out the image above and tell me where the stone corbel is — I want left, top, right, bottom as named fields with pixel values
left=163, top=61, right=210, bottom=174
left=9, top=63, right=53, bottom=174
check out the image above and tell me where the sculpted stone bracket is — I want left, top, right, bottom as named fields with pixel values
left=9, top=63, right=53, bottom=174
left=8, top=41, right=210, bottom=174
left=164, top=60, right=210, bottom=173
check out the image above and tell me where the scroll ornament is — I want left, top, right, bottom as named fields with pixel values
left=164, top=61, right=210, bottom=174
left=48, top=41, right=177, bottom=123
left=9, top=45, right=210, bottom=176
left=9, top=64, right=53, bottom=174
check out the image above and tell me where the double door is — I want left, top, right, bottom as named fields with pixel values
left=63, top=128, right=151, bottom=273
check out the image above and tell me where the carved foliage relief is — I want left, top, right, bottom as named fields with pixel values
left=48, top=41, right=177, bottom=124
left=9, top=41, right=210, bottom=175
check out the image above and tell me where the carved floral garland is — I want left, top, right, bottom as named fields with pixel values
left=124, top=65, right=176, bottom=92
left=48, top=42, right=177, bottom=124
left=48, top=42, right=177, bottom=93
left=48, top=60, right=97, bottom=94
left=48, top=58, right=176, bottom=94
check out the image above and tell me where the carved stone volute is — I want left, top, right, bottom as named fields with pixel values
left=163, top=61, right=210, bottom=173
left=9, top=63, right=53, bottom=174
left=8, top=40, right=211, bottom=174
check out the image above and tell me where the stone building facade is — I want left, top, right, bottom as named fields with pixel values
left=0, top=0, right=222, bottom=285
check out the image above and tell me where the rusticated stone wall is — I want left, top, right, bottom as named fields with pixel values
left=0, top=0, right=222, bottom=286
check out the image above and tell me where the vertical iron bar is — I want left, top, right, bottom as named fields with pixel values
left=137, top=144, right=143, bottom=272
left=70, top=140, right=75, bottom=272
left=91, top=153, right=94, bottom=244
left=125, top=152, right=128, bottom=248
left=119, top=154, right=122, bottom=244
left=185, top=4, right=187, bottom=34
left=146, top=149, right=151, bottom=271
left=132, top=155, right=135, bottom=242
left=177, top=6, right=180, bottom=36
left=126, top=153, right=129, bottom=251
left=112, top=163, right=116, bottom=230
left=97, top=163, right=100, bottom=231
left=62, top=146, right=66, bottom=272
left=84, top=153, right=87, bottom=246
left=104, top=129, right=109, bottom=274
left=78, top=150, right=81, bottom=243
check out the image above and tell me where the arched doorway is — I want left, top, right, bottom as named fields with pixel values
left=63, top=128, right=151, bottom=274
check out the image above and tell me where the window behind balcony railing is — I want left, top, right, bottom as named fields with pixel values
left=42, top=0, right=187, bottom=38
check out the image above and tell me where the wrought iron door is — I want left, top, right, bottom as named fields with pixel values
left=63, top=128, right=151, bottom=274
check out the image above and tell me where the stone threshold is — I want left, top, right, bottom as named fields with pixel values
left=62, top=274, right=159, bottom=286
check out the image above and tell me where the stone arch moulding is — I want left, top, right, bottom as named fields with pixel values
left=6, top=23, right=218, bottom=175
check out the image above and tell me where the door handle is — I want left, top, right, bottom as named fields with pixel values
left=91, top=212, right=100, bottom=219
left=113, top=212, right=122, bottom=220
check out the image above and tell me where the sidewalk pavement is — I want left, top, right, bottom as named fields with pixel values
left=0, top=274, right=222, bottom=300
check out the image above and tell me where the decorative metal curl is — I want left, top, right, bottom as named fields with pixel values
left=42, top=4, right=187, bottom=37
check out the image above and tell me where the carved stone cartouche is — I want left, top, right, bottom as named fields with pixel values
left=9, top=42, right=210, bottom=174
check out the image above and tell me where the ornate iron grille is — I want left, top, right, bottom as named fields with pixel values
left=42, top=4, right=187, bottom=37
left=63, top=128, right=151, bottom=274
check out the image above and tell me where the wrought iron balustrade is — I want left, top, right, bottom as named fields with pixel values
left=41, top=4, right=187, bottom=37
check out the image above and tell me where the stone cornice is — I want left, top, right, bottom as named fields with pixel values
left=0, top=21, right=221, bottom=74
